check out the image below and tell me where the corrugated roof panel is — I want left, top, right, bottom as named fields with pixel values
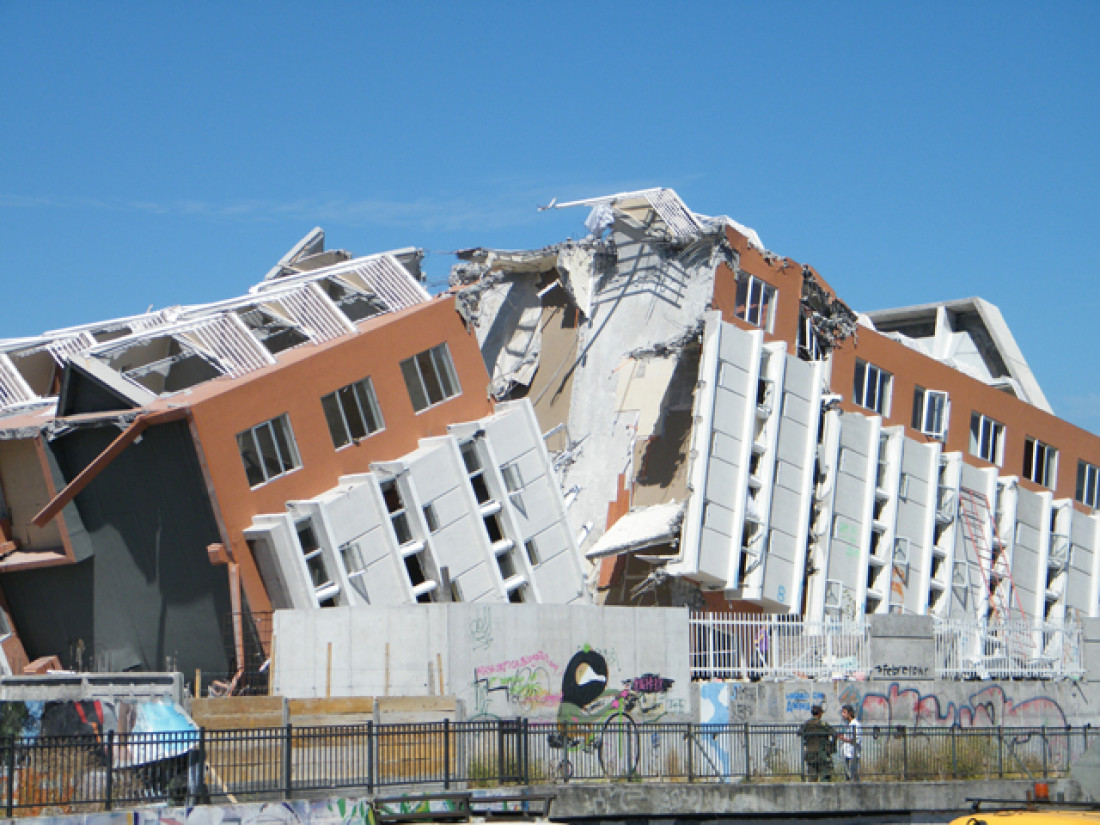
left=277, top=284, right=356, bottom=342
left=184, top=315, right=275, bottom=378
left=47, top=332, right=97, bottom=366
left=647, top=189, right=701, bottom=237
left=350, top=255, right=431, bottom=312
left=0, top=354, right=36, bottom=408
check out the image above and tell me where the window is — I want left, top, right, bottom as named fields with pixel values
left=423, top=502, right=440, bottom=533
left=237, top=414, right=300, bottom=487
left=381, top=481, right=413, bottom=545
left=1023, top=437, right=1058, bottom=488
left=734, top=272, right=777, bottom=331
left=462, top=441, right=492, bottom=504
left=321, top=377, right=383, bottom=449
left=298, top=520, right=338, bottom=607
left=524, top=538, right=540, bottom=565
left=1077, top=461, right=1100, bottom=509
left=797, top=310, right=823, bottom=361
left=340, top=541, right=370, bottom=603
left=401, top=344, right=460, bottom=412
left=852, top=360, right=891, bottom=415
left=912, top=387, right=949, bottom=439
left=970, top=413, right=1005, bottom=466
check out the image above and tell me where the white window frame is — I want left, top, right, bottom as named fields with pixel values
left=853, top=360, right=892, bottom=415
left=970, top=413, right=1005, bottom=466
left=401, top=343, right=461, bottom=413
left=236, top=413, right=300, bottom=487
left=1077, top=460, right=1100, bottom=509
left=321, top=376, right=384, bottom=449
left=798, top=311, right=823, bottom=361
left=1023, top=437, right=1058, bottom=488
left=913, top=387, right=949, bottom=439
left=734, top=271, right=777, bottom=332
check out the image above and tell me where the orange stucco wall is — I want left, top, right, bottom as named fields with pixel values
left=830, top=328, right=1100, bottom=505
left=715, top=224, right=1100, bottom=511
left=712, top=227, right=808, bottom=346
left=186, top=297, right=494, bottom=612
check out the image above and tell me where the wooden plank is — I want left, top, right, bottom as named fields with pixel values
left=194, top=712, right=285, bottom=730
left=192, top=696, right=284, bottom=716
left=376, top=696, right=456, bottom=714
left=287, top=697, right=374, bottom=716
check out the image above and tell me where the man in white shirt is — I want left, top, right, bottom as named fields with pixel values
left=838, top=704, right=862, bottom=781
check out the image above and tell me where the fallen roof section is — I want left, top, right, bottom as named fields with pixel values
left=586, top=500, right=686, bottom=559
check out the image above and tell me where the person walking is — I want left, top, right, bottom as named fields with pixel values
left=838, top=703, right=862, bottom=781
left=799, top=704, right=835, bottom=781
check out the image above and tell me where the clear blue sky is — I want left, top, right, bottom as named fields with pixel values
left=2, top=4, right=1098, bottom=431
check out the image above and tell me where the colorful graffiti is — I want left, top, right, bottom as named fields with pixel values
left=857, top=683, right=1068, bottom=728
left=471, top=650, right=561, bottom=716
left=555, top=647, right=677, bottom=727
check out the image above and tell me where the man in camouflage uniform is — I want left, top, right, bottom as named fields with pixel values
left=799, top=704, right=835, bottom=781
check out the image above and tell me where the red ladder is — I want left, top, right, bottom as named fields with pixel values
left=956, top=487, right=1029, bottom=625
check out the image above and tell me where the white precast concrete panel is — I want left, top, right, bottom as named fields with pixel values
left=896, top=437, right=938, bottom=614
left=1013, top=488, right=1048, bottom=620
left=245, top=514, right=317, bottom=609
left=761, top=353, right=822, bottom=610
left=1066, top=509, right=1096, bottom=615
left=828, top=414, right=877, bottom=614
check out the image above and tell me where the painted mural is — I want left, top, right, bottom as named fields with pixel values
left=469, top=640, right=684, bottom=722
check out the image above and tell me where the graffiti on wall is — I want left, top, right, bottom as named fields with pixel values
left=470, top=642, right=684, bottom=721
left=555, top=646, right=679, bottom=727
left=471, top=651, right=561, bottom=717
left=855, top=683, right=1068, bottom=728
left=785, top=688, right=826, bottom=715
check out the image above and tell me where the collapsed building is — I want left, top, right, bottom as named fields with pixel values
left=0, top=233, right=587, bottom=681
left=453, top=189, right=1100, bottom=642
left=0, top=188, right=1098, bottom=684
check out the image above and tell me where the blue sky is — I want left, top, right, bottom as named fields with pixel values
left=2, top=3, right=1098, bottom=431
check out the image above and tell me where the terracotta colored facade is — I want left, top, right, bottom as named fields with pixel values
left=185, top=297, right=494, bottom=615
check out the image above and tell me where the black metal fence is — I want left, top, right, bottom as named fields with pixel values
left=2, top=721, right=1094, bottom=815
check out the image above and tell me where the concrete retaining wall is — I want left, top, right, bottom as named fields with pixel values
left=272, top=604, right=692, bottom=722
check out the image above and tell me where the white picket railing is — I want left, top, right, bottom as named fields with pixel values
left=689, top=612, right=871, bottom=680
left=934, top=616, right=1084, bottom=679
left=689, top=612, right=1084, bottom=681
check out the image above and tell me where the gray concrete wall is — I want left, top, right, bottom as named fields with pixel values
left=696, top=676, right=1100, bottom=728
left=272, top=604, right=692, bottom=722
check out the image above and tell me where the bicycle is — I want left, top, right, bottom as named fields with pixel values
left=548, top=687, right=641, bottom=781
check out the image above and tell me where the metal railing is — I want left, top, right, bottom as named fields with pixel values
left=689, top=612, right=871, bottom=680
left=689, top=612, right=1084, bottom=681
left=2, top=720, right=1093, bottom=815
left=935, top=617, right=1085, bottom=680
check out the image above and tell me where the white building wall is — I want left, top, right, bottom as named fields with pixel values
left=893, top=433, right=937, bottom=614
left=825, top=413, right=878, bottom=618
left=758, top=349, right=822, bottom=612
left=673, top=314, right=762, bottom=590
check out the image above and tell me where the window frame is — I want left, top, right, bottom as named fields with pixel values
left=1023, top=436, right=1058, bottom=488
left=734, top=271, right=777, bottom=332
left=912, top=386, right=949, bottom=439
left=970, top=412, right=1006, bottom=466
left=236, top=413, right=301, bottom=488
left=321, top=376, right=384, bottom=450
left=1077, top=460, right=1100, bottom=509
left=852, top=360, right=892, bottom=416
left=401, top=343, right=461, bottom=413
